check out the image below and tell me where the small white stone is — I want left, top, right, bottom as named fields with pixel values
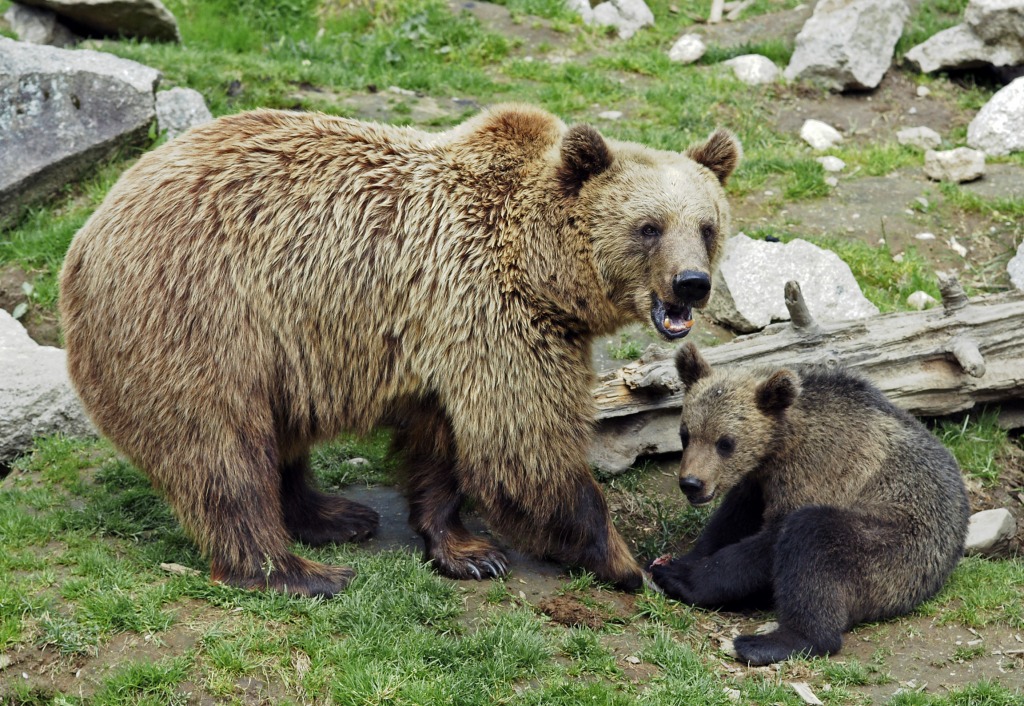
left=917, top=85, right=931, bottom=97
left=723, top=54, right=779, bottom=85
left=897, top=126, right=941, bottom=150
left=388, top=85, right=417, bottom=96
left=907, top=290, right=938, bottom=310
left=625, top=655, right=641, bottom=664
left=598, top=110, right=623, bottom=120
left=344, top=457, right=371, bottom=467
left=924, top=148, right=985, bottom=183
left=825, top=176, right=838, bottom=187
left=948, top=236, right=968, bottom=258
left=965, top=509, right=1016, bottom=556
left=914, top=232, right=936, bottom=241
left=816, top=155, right=846, bottom=172
left=800, top=119, right=843, bottom=150
left=915, top=196, right=929, bottom=209
left=669, top=33, right=705, bottom=64
left=893, top=252, right=904, bottom=263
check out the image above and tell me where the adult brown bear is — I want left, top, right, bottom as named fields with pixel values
left=61, top=105, right=740, bottom=596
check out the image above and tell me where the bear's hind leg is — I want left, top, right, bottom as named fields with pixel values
left=735, top=506, right=870, bottom=665
left=396, top=401, right=508, bottom=580
left=169, top=438, right=354, bottom=598
left=280, top=453, right=380, bottom=546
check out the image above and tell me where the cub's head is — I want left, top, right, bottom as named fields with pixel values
left=558, top=125, right=741, bottom=340
left=672, top=343, right=800, bottom=506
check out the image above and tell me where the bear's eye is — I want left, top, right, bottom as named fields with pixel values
left=679, top=426, right=690, bottom=447
left=640, top=223, right=662, bottom=239
left=716, top=436, right=735, bottom=456
left=701, top=223, right=717, bottom=245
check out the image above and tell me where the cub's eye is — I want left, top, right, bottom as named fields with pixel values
left=679, top=427, right=690, bottom=447
left=715, top=436, right=735, bottom=456
left=701, top=223, right=717, bottom=245
left=640, top=224, right=661, bottom=239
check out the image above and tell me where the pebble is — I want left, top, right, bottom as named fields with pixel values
left=914, top=232, right=936, bottom=241
left=948, top=236, right=968, bottom=258
left=917, top=85, right=931, bottom=98
left=344, top=457, right=371, bottom=467
left=598, top=110, right=623, bottom=120
left=907, top=290, right=938, bottom=310
left=816, top=155, right=845, bottom=172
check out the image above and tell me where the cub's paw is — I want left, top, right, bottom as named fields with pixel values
left=430, top=537, right=509, bottom=581
left=214, top=556, right=355, bottom=598
left=648, top=557, right=696, bottom=603
left=733, top=627, right=834, bottom=666
left=289, top=498, right=380, bottom=546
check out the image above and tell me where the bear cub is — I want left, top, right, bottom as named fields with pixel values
left=651, top=343, right=969, bottom=665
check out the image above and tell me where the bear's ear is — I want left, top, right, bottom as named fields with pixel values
left=755, top=369, right=801, bottom=415
left=675, top=342, right=712, bottom=389
left=558, top=124, right=613, bottom=196
left=686, top=129, right=742, bottom=185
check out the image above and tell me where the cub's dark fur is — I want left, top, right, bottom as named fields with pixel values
left=650, top=343, right=969, bottom=665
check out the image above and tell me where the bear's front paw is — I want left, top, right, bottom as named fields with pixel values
left=649, top=557, right=697, bottom=603
left=429, top=537, right=509, bottom=581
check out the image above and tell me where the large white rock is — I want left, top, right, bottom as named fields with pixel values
left=800, top=119, right=843, bottom=150
left=1008, top=241, right=1024, bottom=291
left=784, top=0, right=909, bottom=91
left=566, top=0, right=594, bottom=24
left=4, top=3, right=77, bottom=46
left=967, top=77, right=1024, bottom=157
left=897, top=125, right=942, bottom=150
left=723, top=54, right=779, bottom=85
left=668, top=33, right=706, bottom=64
left=591, top=0, right=654, bottom=40
left=156, top=87, right=212, bottom=140
left=923, top=147, right=986, bottom=182
left=0, top=37, right=160, bottom=227
left=964, top=508, right=1017, bottom=556
left=704, top=234, right=880, bottom=333
left=17, top=0, right=180, bottom=42
left=0, top=310, right=95, bottom=465
left=905, top=0, right=1024, bottom=73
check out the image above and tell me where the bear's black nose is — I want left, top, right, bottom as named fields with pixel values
left=672, top=270, right=711, bottom=303
left=679, top=476, right=705, bottom=496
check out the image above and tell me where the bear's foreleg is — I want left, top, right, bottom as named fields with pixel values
left=686, top=476, right=765, bottom=560
left=280, top=453, right=380, bottom=546
left=394, top=400, right=509, bottom=580
left=650, top=527, right=776, bottom=607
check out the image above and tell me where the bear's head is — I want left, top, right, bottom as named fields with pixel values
left=672, top=342, right=801, bottom=506
left=559, top=125, right=741, bottom=340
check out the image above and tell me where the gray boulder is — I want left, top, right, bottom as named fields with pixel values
left=964, top=508, right=1017, bottom=557
left=156, top=87, right=212, bottom=140
left=1008, top=241, right=1024, bottom=291
left=905, top=0, right=1024, bottom=73
left=897, top=125, right=942, bottom=150
left=967, top=77, right=1024, bottom=157
left=784, top=0, right=910, bottom=91
left=0, top=37, right=160, bottom=227
left=17, top=0, right=180, bottom=42
left=668, top=33, right=706, bottom=64
left=704, top=233, right=880, bottom=333
left=0, top=309, right=95, bottom=466
left=923, top=147, right=986, bottom=182
left=4, top=4, right=78, bottom=46
left=591, top=0, right=654, bottom=40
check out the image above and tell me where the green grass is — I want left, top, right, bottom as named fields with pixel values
left=608, top=333, right=644, bottom=360
left=896, top=0, right=970, bottom=57
left=936, top=409, right=1010, bottom=485
left=917, top=556, right=1024, bottom=628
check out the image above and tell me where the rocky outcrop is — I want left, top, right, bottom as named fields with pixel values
left=156, top=87, right=212, bottom=140
left=784, top=0, right=910, bottom=91
left=0, top=310, right=95, bottom=466
left=704, top=233, right=879, bottom=333
left=905, top=0, right=1024, bottom=74
left=0, top=37, right=160, bottom=227
left=590, top=0, right=654, bottom=39
left=4, top=3, right=78, bottom=46
left=967, top=76, right=1024, bottom=156
left=16, top=0, right=180, bottom=42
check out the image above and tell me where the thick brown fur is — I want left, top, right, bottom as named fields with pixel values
left=60, top=105, right=740, bottom=596
left=651, top=343, right=970, bottom=664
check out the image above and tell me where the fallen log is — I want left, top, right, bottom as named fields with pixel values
left=589, top=278, right=1024, bottom=474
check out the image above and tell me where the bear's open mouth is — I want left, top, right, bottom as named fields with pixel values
left=650, top=293, right=694, bottom=340
left=684, top=490, right=716, bottom=506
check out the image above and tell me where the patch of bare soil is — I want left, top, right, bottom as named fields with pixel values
left=538, top=595, right=607, bottom=629
left=0, top=264, right=61, bottom=347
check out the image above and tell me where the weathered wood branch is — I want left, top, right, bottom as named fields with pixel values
left=589, top=280, right=1024, bottom=473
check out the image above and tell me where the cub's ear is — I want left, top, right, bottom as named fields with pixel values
left=755, top=369, right=801, bottom=415
left=686, top=129, right=742, bottom=185
left=558, top=124, right=613, bottom=196
left=675, top=342, right=712, bottom=389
